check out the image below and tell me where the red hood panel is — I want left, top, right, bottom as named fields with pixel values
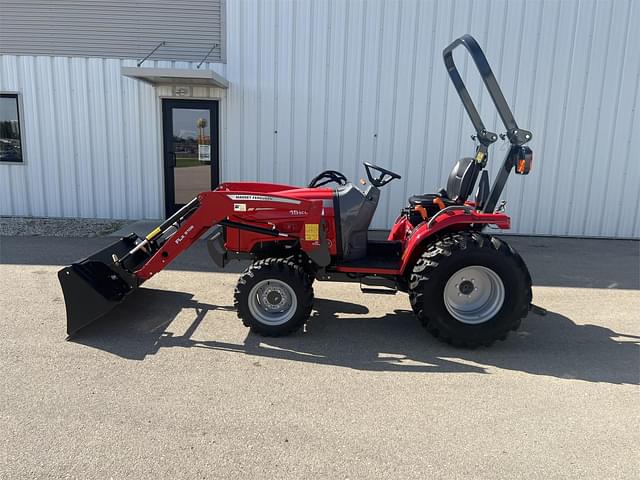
left=219, top=182, right=334, bottom=200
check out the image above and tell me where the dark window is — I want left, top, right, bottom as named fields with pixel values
left=0, top=93, right=23, bottom=163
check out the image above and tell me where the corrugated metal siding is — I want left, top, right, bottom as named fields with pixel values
left=0, top=0, right=639, bottom=238
left=222, top=0, right=640, bottom=237
left=0, top=0, right=225, bottom=63
left=0, top=56, right=226, bottom=219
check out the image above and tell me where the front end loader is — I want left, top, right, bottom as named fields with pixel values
left=59, top=34, right=535, bottom=347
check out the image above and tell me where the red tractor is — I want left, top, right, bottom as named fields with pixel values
left=59, top=35, right=535, bottom=347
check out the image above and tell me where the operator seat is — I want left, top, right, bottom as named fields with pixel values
left=409, top=157, right=481, bottom=217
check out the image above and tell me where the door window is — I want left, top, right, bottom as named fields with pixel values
left=162, top=99, right=218, bottom=217
left=171, top=108, right=212, bottom=204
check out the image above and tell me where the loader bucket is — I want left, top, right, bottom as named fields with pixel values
left=58, top=234, right=148, bottom=336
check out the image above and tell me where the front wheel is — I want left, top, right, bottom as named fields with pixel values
left=234, top=258, right=314, bottom=336
left=409, top=232, right=532, bottom=347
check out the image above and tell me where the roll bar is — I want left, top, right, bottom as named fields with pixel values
left=443, top=34, right=531, bottom=146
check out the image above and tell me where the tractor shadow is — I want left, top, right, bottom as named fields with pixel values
left=72, top=288, right=639, bottom=385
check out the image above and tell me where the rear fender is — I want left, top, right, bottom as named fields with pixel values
left=399, top=210, right=510, bottom=275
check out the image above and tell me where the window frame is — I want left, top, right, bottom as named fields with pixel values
left=0, top=92, right=26, bottom=165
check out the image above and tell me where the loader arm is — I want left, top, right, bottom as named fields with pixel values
left=59, top=189, right=325, bottom=336
left=135, top=190, right=324, bottom=280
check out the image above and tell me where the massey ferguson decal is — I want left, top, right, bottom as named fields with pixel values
left=226, top=194, right=301, bottom=205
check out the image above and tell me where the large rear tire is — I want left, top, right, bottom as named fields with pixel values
left=235, top=258, right=314, bottom=336
left=409, top=232, right=532, bottom=347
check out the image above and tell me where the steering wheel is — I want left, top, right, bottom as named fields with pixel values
left=363, top=162, right=402, bottom=187
left=308, top=170, right=348, bottom=188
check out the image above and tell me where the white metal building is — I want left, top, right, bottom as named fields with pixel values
left=0, top=0, right=639, bottom=237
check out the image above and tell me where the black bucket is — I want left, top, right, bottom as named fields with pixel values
left=58, top=234, right=150, bottom=336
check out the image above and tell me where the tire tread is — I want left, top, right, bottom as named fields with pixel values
left=234, top=258, right=314, bottom=336
left=409, top=232, right=532, bottom=347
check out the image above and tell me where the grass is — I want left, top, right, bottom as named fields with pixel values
left=176, top=156, right=209, bottom=168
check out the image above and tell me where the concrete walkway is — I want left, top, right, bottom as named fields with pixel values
left=1, top=234, right=638, bottom=479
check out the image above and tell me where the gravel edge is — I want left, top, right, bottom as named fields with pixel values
left=0, top=216, right=127, bottom=238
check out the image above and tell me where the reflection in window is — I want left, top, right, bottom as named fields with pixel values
left=0, top=94, right=23, bottom=163
left=172, top=108, right=211, bottom=168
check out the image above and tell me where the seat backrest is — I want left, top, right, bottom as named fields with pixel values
left=446, top=157, right=481, bottom=203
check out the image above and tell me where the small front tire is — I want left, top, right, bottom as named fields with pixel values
left=234, top=258, right=314, bottom=336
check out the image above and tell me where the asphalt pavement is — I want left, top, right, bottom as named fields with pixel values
left=1, top=234, right=638, bottom=479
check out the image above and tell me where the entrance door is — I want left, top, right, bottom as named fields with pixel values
left=162, top=99, right=219, bottom=217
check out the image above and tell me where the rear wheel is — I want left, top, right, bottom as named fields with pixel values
left=235, top=258, right=314, bottom=336
left=409, top=232, right=532, bottom=347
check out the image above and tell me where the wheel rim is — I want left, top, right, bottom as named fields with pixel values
left=443, top=265, right=505, bottom=325
left=248, top=279, right=298, bottom=326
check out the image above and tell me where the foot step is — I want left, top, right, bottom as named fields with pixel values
left=360, top=286, right=397, bottom=295
left=360, top=276, right=397, bottom=295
